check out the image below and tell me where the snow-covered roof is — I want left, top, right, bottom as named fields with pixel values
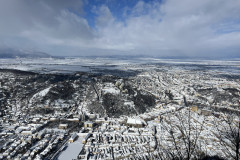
left=127, top=118, right=146, bottom=125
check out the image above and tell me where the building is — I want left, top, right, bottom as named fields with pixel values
left=59, top=124, right=68, bottom=129
left=200, top=109, right=212, bottom=116
left=21, top=131, right=33, bottom=135
left=84, top=121, right=94, bottom=128
left=82, top=133, right=92, bottom=144
left=126, top=118, right=146, bottom=128
left=191, top=106, right=198, bottom=112
left=69, top=133, right=78, bottom=143
left=67, top=118, right=79, bottom=122
left=95, top=118, right=105, bottom=124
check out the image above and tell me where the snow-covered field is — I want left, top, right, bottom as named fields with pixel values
left=0, top=57, right=240, bottom=74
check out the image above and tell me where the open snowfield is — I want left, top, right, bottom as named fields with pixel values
left=0, top=57, right=240, bottom=74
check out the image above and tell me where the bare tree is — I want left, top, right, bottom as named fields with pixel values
left=156, top=96, right=206, bottom=160
left=214, top=112, right=240, bottom=160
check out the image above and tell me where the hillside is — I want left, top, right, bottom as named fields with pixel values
left=0, top=48, right=51, bottom=58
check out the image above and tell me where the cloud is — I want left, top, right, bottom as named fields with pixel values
left=0, top=0, right=240, bottom=57
left=94, top=0, right=240, bottom=57
left=95, top=5, right=115, bottom=27
left=0, top=0, right=83, bottom=34
left=0, top=0, right=94, bottom=53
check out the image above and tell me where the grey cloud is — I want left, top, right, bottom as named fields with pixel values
left=0, top=0, right=240, bottom=57
left=0, top=0, right=94, bottom=51
left=95, top=5, right=115, bottom=27
left=93, top=0, right=240, bottom=57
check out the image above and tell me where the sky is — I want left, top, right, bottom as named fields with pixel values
left=0, top=0, right=240, bottom=58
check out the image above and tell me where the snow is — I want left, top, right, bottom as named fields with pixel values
left=58, top=137, right=84, bottom=160
left=37, top=87, right=51, bottom=97
left=29, top=87, right=51, bottom=103
left=124, top=101, right=134, bottom=107
left=102, top=83, right=120, bottom=95
left=1, top=57, right=240, bottom=74
left=103, top=87, right=120, bottom=95
left=127, top=118, right=146, bottom=125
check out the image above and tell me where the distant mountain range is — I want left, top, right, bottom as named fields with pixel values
left=0, top=48, right=51, bottom=58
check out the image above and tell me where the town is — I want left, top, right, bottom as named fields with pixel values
left=0, top=61, right=239, bottom=160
